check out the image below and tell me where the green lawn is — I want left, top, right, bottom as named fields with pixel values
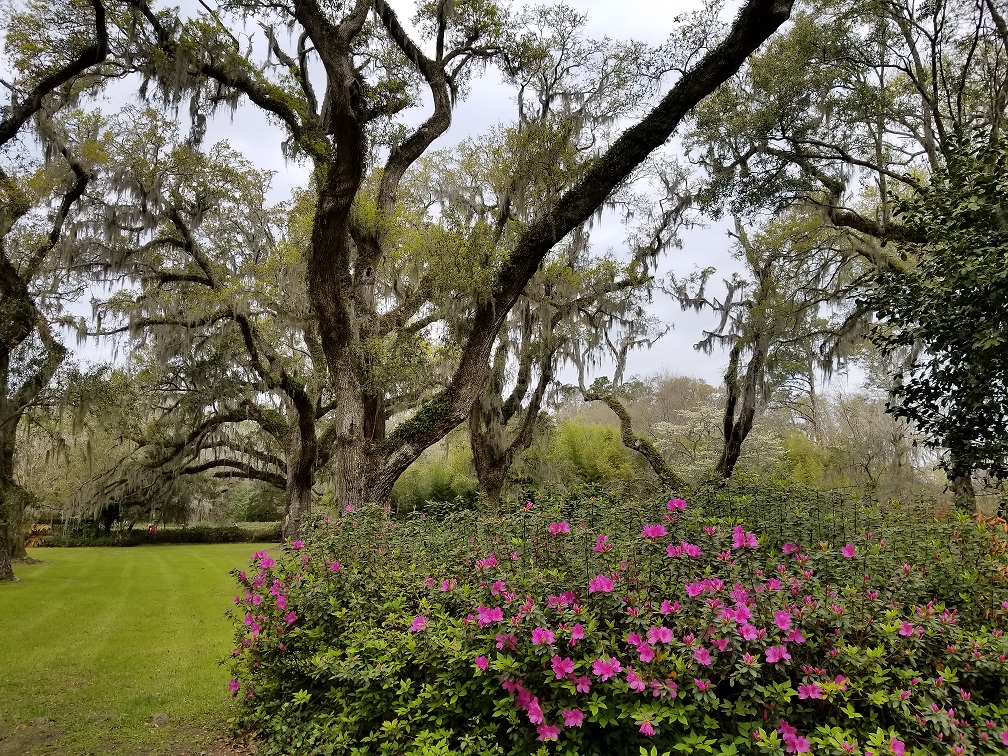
left=0, top=544, right=272, bottom=755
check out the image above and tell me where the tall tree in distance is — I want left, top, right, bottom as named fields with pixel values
left=121, top=0, right=795, bottom=509
left=670, top=210, right=872, bottom=479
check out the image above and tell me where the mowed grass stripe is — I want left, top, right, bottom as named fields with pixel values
left=0, top=544, right=271, bottom=755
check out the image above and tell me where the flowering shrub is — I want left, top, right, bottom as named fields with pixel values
left=227, top=496, right=1008, bottom=755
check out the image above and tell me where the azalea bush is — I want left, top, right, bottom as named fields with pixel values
left=226, top=495, right=1008, bottom=756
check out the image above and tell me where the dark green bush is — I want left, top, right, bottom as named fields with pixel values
left=41, top=522, right=282, bottom=547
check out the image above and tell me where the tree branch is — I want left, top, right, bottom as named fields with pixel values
left=0, top=0, right=108, bottom=147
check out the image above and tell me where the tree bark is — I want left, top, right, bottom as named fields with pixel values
left=716, top=335, right=767, bottom=479
left=282, top=402, right=318, bottom=541
left=470, top=334, right=558, bottom=515
left=950, top=473, right=977, bottom=514
left=0, top=352, right=21, bottom=581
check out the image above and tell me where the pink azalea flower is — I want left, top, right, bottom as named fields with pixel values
left=588, top=574, right=614, bottom=593
left=329, top=560, right=342, bottom=571
left=500, top=677, right=522, bottom=693
left=593, top=534, right=611, bottom=552
left=693, top=647, right=713, bottom=666
left=477, top=606, right=505, bottom=626
left=591, top=656, right=622, bottom=681
left=228, top=679, right=240, bottom=694
left=474, top=656, right=489, bottom=671
left=626, top=632, right=643, bottom=647
left=660, top=600, right=678, bottom=614
left=409, top=615, right=427, bottom=632
left=495, top=632, right=517, bottom=650
left=344, top=504, right=353, bottom=513
left=640, top=720, right=655, bottom=736
left=440, top=578, right=455, bottom=591
left=890, top=737, right=906, bottom=755
left=626, top=667, right=646, bottom=691
left=569, top=623, right=585, bottom=645
left=787, top=629, right=807, bottom=644
left=549, top=521, right=571, bottom=535
left=841, top=543, right=856, bottom=558
left=291, top=540, right=304, bottom=549
left=681, top=541, right=703, bottom=557
left=790, top=736, right=811, bottom=753
left=774, top=610, right=792, bottom=631
left=562, top=708, right=584, bottom=727
left=537, top=724, right=560, bottom=742
left=695, top=678, right=712, bottom=691
left=712, top=637, right=730, bottom=652
left=527, top=698, right=544, bottom=724
left=738, top=623, right=758, bottom=641
left=647, top=626, right=673, bottom=645
left=276, top=595, right=287, bottom=610
left=1000, top=731, right=1008, bottom=746
left=765, top=644, right=790, bottom=663
left=898, top=621, right=915, bottom=637
left=551, top=655, right=575, bottom=679
left=782, top=543, right=800, bottom=555
left=638, top=644, right=655, bottom=663
left=284, top=611, right=297, bottom=624
left=574, top=675, right=592, bottom=693
left=731, top=525, right=746, bottom=548
left=667, top=498, right=687, bottom=510
left=797, top=683, right=823, bottom=700
left=531, top=627, right=555, bottom=645
left=641, top=524, right=667, bottom=538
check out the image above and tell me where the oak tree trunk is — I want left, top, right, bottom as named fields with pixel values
left=282, top=408, right=318, bottom=541
left=717, top=338, right=766, bottom=479
left=0, top=353, right=20, bottom=581
left=0, top=427, right=19, bottom=582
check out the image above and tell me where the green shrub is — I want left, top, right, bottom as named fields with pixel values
left=392, top=446, right=479, bottom=514
left=41, top=522, right=282, bottom=547
left=225, top=481, right=285, bottom=523
left=227, top=496, right=1008, bottom=755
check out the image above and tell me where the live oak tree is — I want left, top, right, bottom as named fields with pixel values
left=0, top=0, right=108, bottom=581
left=427, top=5, right=669, bottom=511
left=117, top=0, right=795, bottom=510
left=84, top=109, right=340, bottom=539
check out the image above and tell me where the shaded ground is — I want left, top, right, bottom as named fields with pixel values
left=0, top=545, right=272, bottom=755
left=0, top=717, right=253, bottom=755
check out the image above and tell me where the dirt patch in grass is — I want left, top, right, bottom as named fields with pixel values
left=0, top=717, right=62, bottom=755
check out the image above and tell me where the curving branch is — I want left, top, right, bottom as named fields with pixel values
left=0, top=0, right=108, bottom=147
left=380, top=0, right=797, bottom=470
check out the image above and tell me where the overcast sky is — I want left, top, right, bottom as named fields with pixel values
left=70, top=0, right=865, bottom=390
